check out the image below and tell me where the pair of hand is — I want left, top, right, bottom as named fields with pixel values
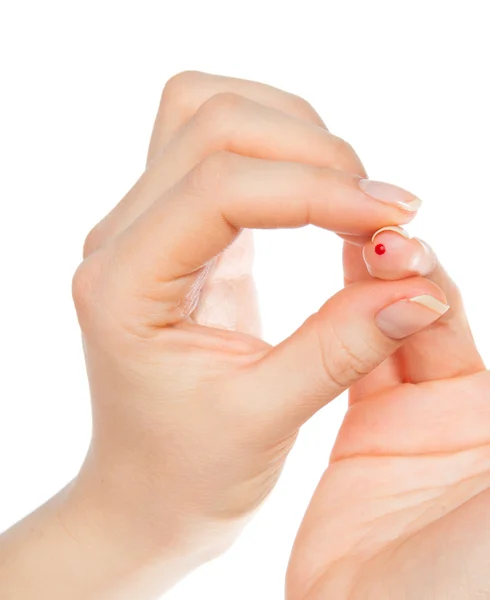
left=9, top=71, right=489, bottom=600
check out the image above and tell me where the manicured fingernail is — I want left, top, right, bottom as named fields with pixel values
left=368, top=227, right=437, bottom=276
left=375, top=295, right=450, bottom=339
left=359, top=179, right=422, bottom=212
left=371, top=226, right=411, bottom=243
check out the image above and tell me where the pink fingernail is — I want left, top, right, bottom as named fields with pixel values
left=375, top=295, right=450, bottom=339
left=359, top=179, right=422, bottom=212
left=371, top=225, right=411, bottom=243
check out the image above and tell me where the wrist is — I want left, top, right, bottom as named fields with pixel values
left=58, top=480, right=194, bottom=599
left=0, top=464, right=233, bottom=600
left=0, top=479, right=147, bottom=600
left=62, top=447, right=243, bottom=597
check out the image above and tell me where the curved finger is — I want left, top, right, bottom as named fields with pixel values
left=141, top=72, right=342, bottom=337
left=363, top=226, right=486, bottom=381
left=88, top=73, right=367, bottom=338
left=101, top=153, right=422, bottom=327
left=146, top=70, right=329, bottom=165
left=85, top=93, right=367, bottom=255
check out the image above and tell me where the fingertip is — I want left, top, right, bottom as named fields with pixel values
left=363, top=228, right=437, bottom=280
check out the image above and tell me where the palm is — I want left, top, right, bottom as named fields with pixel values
left=196, top=231, right=490, bottom=599
left=189, top=228, right=262, bottom=338
left=288, top=367, right=490, bottom=599
left=283, top=229, right=490, bottom=599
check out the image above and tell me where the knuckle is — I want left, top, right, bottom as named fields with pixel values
left=318, top=316, right=383, bottom=390
left=161, top=70, right=202, bottom=103
left=71, top=255, right=104, bottom=321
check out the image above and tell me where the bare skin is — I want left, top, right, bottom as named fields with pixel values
left=287, top=233, right=489, bottom=599
left=0, top=71, right=484, bottom=600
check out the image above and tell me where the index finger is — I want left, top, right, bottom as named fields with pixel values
left=106, top=152, right=421, bottom=326
left=147, top=70, right=329, bottom=165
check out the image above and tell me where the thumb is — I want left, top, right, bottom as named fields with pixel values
left=233, top=277, right=449, bottom=434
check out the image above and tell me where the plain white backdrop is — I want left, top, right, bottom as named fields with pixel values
left=0, top=1, right=489, bottom=598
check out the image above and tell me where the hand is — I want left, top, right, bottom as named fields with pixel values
left=287, top=227, right=489, bottom=599
left=67, top=71, right=448, bottom=597
left=0, top=71, right=448, bottom=600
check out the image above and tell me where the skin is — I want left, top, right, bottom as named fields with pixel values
left=0, top=71, right=486, bottom=599
left=286, top=234, right=489, bottom=599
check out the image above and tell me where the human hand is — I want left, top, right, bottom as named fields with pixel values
left=0, top=70, right=455, bottom=600
left=59, top=71, right=455, bottom=597
left=287, top=228, right=489, bottom=599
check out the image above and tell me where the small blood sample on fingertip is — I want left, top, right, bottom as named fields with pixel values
left=375, top=243, right=386, bottom=256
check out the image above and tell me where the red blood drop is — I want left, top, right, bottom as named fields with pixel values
left=375, top=243, right=386, bottom=256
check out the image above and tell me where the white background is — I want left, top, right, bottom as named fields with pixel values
left=0, top=1, right=489, bottom=598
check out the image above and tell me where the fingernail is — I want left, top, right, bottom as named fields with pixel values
left=359, top=179, right=422, bottom=212
left=371, top=225, right=411, bottom=243
left=375, top=295, right=450, bottom=339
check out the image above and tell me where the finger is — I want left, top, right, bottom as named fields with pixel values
left=104, top=152, right=423, bottom=326
left=342, top=241, right=402, bottom=400
left=343, top=239, right=374, bottom=285
left=362, top=226, right=486, bottom=381
left=86, top=81, right=366, bottom=338
left=228, top=276, right=449, bottom=436
left=85, top=93, right=367, bottom=255
left=338, top=233, right=372, bottom=248
left=363, top=225, right=437, bottom=279
left=146, top=70, right=329, bottom=166
left=142, top=73, right=338, bottom=336
left=339, top=184, right=426, bottom=401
